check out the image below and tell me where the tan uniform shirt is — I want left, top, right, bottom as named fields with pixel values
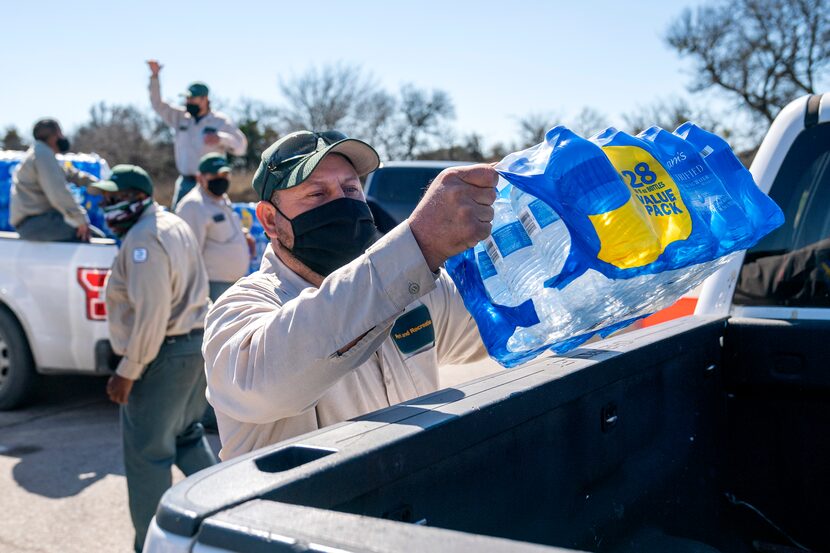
left=10, top=141, right=94, bottom=227
left=175, top=186, right=250, bottom=283
left=149, top=76, right=247, bottom=176
left=203, top=222, right=488, bottom=460
left=106, top=203, right=210, bottom=380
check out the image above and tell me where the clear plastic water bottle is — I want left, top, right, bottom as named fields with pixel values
left=474, top=243, right=517, bottom=306
left=483, top=198, right=568, bottom=350
left=509, top=187, right=569, bottom=275
left=510, top=187, right=627, bottom=332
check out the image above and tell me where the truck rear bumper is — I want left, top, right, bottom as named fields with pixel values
left=36, top=339, right=116, bottom=375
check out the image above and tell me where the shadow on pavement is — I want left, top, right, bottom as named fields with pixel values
left=0, top=374, right=125, bottom=498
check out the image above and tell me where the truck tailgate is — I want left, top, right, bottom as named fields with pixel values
left=156, top=316, right=729, bottom=552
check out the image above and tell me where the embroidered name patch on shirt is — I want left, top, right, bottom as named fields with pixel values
left=132, top=248, right=148, bottom=263
left=391, top=304, right=435, bottom=357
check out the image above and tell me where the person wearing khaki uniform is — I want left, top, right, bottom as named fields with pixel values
left=90, top=165, right=217, bottom=553
left=11, top=118, right=104, bottom=242
left=202, top=131, right=498, bottom=461
left=146, top=60, right=247, bottom=209
left=176, top=153, right=252, bottom=301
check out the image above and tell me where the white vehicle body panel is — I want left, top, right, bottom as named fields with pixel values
left=696, top=93, right=829, bottom=319
left=0, top=231, right=116, bottom=373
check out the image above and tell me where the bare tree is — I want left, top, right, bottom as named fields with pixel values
left=72, top=103, right=178, bottom=202
left=515, top=112, right=558, bottom=148
left=666, top=0, right=830, bottom=123
left=388, top=85, right=455, bottom=160
left=279, top=63, right=394, bottom=137
left=569, top=107, right=609, bottom=137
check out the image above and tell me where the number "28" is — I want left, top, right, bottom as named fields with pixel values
left=621, top=162, right=657, bottom=188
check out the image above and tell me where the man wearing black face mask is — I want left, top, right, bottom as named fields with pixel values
left=176, top=153, right=253, bottom=302
left=147, top=59, right=247, bottom=209
left=10, top=118, right=103, bottom=242
left=201, top=130, right=497, bottom=460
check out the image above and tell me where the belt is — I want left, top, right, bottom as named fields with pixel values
left=165, top=328, right=204, bottom=344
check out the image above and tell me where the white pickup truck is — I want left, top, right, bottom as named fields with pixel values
left=0, top=234, right=117, bottom=408
left=146, top=92, right=830, bottom=553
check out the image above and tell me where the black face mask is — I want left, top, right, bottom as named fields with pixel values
left=274, top=197, right=379, bottom=277
left=56, top=137, right=70, bottom=153
left=185, top=103, right=201, bottom=117
left=207, top=177, right=229, bottom=196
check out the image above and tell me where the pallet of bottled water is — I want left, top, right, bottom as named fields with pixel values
left=446, top=123, right=784, bottom=367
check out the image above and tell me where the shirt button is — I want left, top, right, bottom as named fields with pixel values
left=408, top=282, right=420, bottom=295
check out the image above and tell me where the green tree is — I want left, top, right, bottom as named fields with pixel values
left=2, top=127, right=27, bottom=151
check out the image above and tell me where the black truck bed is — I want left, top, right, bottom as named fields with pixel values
left=156, top=315, right=830, bottom=552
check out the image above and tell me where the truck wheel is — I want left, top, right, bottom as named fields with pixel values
left=0, top=309, right=36, bottom=410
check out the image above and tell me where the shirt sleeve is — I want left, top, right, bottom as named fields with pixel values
left=33, top=146, right=88, bottom=227
left=432, top=271, right=489, bottom=365
left=215, top=114, right=248, bottom=156
left=64, top=165, right=98, bottom=186
left=114, top=236, right=173, bottom=379
left=203, top=223, right=438, bottom=424
left=149, top=75, right=184, bottom=128
left=175, top=201, right=207, bottom=250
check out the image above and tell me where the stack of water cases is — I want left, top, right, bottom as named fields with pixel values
left=232, top=203, right=270, bottom=274
left=0, top=151, right=111, bottom=235
left=0, top=151, right=269, bottom=274
left=446, top=123, right=784, bottom=367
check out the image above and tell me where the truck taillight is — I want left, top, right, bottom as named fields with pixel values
left=77, top=268, right=110, bottom=321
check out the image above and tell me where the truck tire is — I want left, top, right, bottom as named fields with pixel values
left=0, top=308, right=36, bottom=410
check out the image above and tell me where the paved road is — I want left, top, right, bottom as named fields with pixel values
left=0, top=361, right=502, bottom=553
left=0, top=375, right=221, bottom=553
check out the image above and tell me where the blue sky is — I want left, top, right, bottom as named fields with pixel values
left=2, top=0, right=714, bottom=148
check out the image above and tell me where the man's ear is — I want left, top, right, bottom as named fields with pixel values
left=255, top=200, right=279, bottom=237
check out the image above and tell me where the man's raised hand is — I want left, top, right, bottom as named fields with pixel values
left=408, top=164, right=498, bottom=272
left=146, top=60, right=162, bottom=77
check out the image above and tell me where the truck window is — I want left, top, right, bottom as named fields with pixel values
left=369, top=167, right=443, bottom=204
left=734, top=123, right=830, bottom=307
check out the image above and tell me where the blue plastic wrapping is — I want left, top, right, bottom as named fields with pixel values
left=447, top=123, right=784, bottom=367
left=675, top=122, right=785, bottom=238
left=0, top=151, right=270, bottom=274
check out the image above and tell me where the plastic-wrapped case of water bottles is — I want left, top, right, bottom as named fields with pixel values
left=445, top=123, right=785, bottom=367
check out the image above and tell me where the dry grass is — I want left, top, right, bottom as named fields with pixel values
left=149, top=170, right=260, bottom=208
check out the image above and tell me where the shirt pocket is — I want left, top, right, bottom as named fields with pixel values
left=206, top=211, right=236, bottom=243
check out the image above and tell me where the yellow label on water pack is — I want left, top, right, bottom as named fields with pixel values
left=588, top=196, right=662, bottom=269
left=591, top=145, right=693, bottom=269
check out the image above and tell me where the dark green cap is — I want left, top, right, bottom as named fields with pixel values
left=251, top=130, right=380, bottom=200
left=185, top=81, right=209, bottom=98
left=198, top=153, right=231, bottom=175
left=89, top=164, right=153, bottom=196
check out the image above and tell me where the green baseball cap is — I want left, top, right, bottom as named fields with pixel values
left=198, top=153, right=231, bottom=175
left=89, top=164, right=153, bottom=196
left=184, top=81, right=209, bottom=98
left=251, top=130, right=380, bottom=200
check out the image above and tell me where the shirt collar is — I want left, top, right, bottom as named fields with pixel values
left=260, top=243, right=315, bottom=295
left=138, top=201, right=159, bottom=221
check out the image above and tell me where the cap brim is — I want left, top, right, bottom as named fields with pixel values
left=87, top=180, right=120, bottom=195
left=281, top=138, right=380, bottom=190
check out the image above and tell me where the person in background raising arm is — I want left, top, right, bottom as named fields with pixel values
left=146, top=59, right=247, bottom=209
